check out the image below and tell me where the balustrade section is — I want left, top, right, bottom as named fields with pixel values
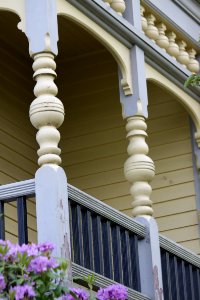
left=0, top=179, right=35, bottom=244
left=140, top=4, right=199, bottom=73
left=68, top=184, right=145, bottom=292
left=160, top=235, right=200, bottom=300
left=100, top=0, right=199, bottom=73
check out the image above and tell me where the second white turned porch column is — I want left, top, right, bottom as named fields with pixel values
left=124, top=114, right=155, bottom=217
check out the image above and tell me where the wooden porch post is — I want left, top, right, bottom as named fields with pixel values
left=25, top=0, right=71, bottom=279
left=118, top=2, right=164, bottom=296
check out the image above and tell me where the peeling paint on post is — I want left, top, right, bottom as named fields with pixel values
left=136, top=216, right=164, bottom=300
left=35, top=165, right=72, bottom=281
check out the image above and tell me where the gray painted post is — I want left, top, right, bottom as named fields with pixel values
left=25, top=0, right=58, bottom=55
left=124, top=0, right=141, bottom=29
left=136, top=217, right=164, bottom=300
left=35, top=165, right=71, bottom=279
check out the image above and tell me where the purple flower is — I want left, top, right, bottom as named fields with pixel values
left=28, top=256, right=58, bottom=273
left=97, top=284, right=127, bottom=300
left=10, top=284, right=35, bottom=300
left=19, top=244, right=39, bottom=257
left=4, top=242, right=20, bottom=261
left=62, top=288, right=89, bottom=300
left=37, top=242, right=55, bottom=253
left=0, top=240, right=7, bottom=246
left=0, top=274, right=6, bottom=292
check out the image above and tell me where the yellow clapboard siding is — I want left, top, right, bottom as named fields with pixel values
left=149, top=139, right=191, bottom=160
left=161, top=226, right=200, bottom=243
left=152, top=182, right=195, bottom=203
left=180, top=240, right=200, bottom=255
left=153, top=196, right=196, bottom=217
left=148, top=126, right=189, bottom=147
left=148, top=113, right=187, bottom=134
left=104, top=195, right=132, bottom=211
left=70, top=168, right=125, bottom=190
left=4, top=203, right=36, bottom=231
left=62, top=127, right=125, bottom=152
left=66, top=154, right=126, bottom=178
left=5, top=217, right=37, bottom=242
left=152, top=168, right=194, bottom=189
left=156, top=211, right=198, bottom=231
left=62, top=140, right=126, bottom=165
left=154, top=153, right=192, bottom=174
left=84, top=181, right=130, bottom=201
left=148, top=100, right=185, bottom=119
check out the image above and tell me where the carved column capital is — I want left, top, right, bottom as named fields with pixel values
left=30, top=52, right=65, bottom=166
left=124, top=115, right=155, bottom=217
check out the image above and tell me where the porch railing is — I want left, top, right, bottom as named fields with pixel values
left=0, top=179, right=200, bottom=300
left=0, top=179, right=35, bottom=244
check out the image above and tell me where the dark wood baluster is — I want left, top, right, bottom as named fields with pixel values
left=71, top=204, right=84, bottom=266
left=17, top=196, right=28, bottom=245
left=0, top=201, right=5, bottom=240
left=82, top=210, right=94, bottom=270
left=102, top=220, right=113, bottom=279
left=129, top=234, right=141, bottom=291
left=111, top=225, right=123, bottom=283
left=92, top=215, right=104, bottom=275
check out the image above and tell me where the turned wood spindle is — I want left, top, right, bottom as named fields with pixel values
left=166, top=31, right=179, bottom=59
left=145, top=14, right=159, bottom=42
left=124, top=116, right=155, bottom=217
left=177, top=40, right=190, bottom=67
left=140, top=5, right=148, bottom=33
left=156, top=22, right=169, bottom=51
left=111, top=0, right=126, bottom=16
left=187, top=48, right=200, bottom=73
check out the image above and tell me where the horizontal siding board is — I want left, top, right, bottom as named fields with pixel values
left=153, top=196, right=196, bottom=217
left=161, top=226, right=200, bottom=243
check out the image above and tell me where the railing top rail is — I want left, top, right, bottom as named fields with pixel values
left=72, top=263, right=150, bottom=300
left=0, top=179, right=35, bottom=202
left=68, top=184, right=146, bottom=238
left=159, top=234, right=200, bottom=268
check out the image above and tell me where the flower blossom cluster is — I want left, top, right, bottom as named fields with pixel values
left=62, top=284, right=128, bottom=300
left=0, top=240, right=66, bottom=300
left=0, top=240, right=128, bottom=300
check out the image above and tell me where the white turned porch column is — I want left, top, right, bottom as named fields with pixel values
left=25, top=0, right=71, bottom=281
left=124, top=114, right=155, bottom=217
left=30, top=52, right=64, bottom=166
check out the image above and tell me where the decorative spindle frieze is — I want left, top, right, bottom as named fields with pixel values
left=140, top=6, right=199, bottom=73
left=156, top=22, right=169, bottom=50
left=145, top=14, right=159, bottom=41
left=187, top=48, right=200, bottom=73
left=140, top=5, right=147, bottom=33
left=124, top=116, right=155, bottom=217
left=177, top=40, right=190, bottom=67
left=166, top=31, right=179, bottom=59
left=29, top=52, right=65, bottom=166
left=111, top=0, right=126, bottom=15
left=103, top=0, right=112, bottom=6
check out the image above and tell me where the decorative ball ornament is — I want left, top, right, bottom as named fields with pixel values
left=140, top=6, right=147, bottom=33
left=145, top=14, right=159, bottom=41
left=156, top=22, right=169, bottom=50
left=111, top=0, right=126, bottom=15
left=177, top=40, right=190, bottom=67
left=187, top=48, right=200, bottom=73
left=166, top=31, right=179, bottom=59
left=103, top=0, right=112, bottom=6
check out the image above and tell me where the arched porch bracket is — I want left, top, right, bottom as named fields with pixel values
left=57, top=0, right=133, bottom=98
left=146, top=63, right=200, bottom=148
